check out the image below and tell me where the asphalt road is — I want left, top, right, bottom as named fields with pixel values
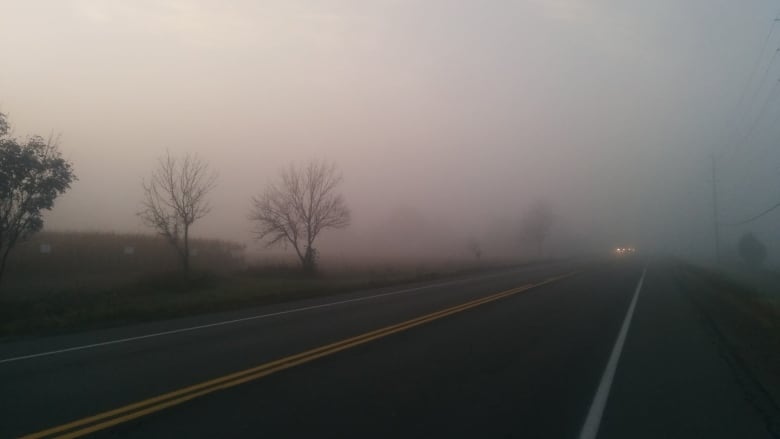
left=0, top=258, right=775, bottom=438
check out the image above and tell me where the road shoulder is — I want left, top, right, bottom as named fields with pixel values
left=598, top=262, right=777, bottom=438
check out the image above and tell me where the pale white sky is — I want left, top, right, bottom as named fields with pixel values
left=2, top=0, right=779, bottom=261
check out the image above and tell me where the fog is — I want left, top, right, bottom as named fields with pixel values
left=2, top=0, right=780, bottom=265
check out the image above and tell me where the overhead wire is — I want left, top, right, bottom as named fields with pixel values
left=715, top=13, right=780, bottom=228
left=738, top=48, right=780, bottom=127
left=721, top=200, right=780, bottom=226
left=716, top=14, right=780, bottom=188
left=723, top=77, right=780, bottom=169
left=736, top=15, right=780, bottom=110
left=720, top=14, right=780, bottom=160
left=717, top=80, right=780, bottom=219
left=721, top=94, right=780, bottom=197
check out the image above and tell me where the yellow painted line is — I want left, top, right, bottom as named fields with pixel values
left=22, top=271, right=578, bottom=439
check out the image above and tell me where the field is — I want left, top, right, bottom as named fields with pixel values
left=3, top=231, right=245, bottom=295
left=0, top=231, right=504, bottom=336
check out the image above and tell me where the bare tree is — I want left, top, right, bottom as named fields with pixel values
left=0, top=112, right=76, bottom=286
left=139, top=151, right=217, bottom=276
left=467, top=238, right=482, bottom=261
left=250, top=161, right=350, bottom=274
left=520, top=200, right=555, bottom=258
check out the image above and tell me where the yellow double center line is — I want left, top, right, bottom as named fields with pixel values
left=23, top=272, right=577, bottom=439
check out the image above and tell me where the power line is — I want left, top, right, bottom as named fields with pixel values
left=733, top=16, right=780, bottom=115
left=710, top=12, right=780, bottom=246
left=744, top=77, right=779, bottom=140
left=723, top=136, right=780, bottom=198
left=717, top=83, right=780, bottom=227
left=720, top=78, right=780, bottom=193
left=742, top=47, right=780, bottom=121
left=721, top=200, right=780, bottom=226
left=720, top=160, right=780, bottom=205
left=723, top=77, right=780, bottom=164
left=721, top=15, right=780, bottom=158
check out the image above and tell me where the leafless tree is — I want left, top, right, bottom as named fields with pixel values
left=139, top=151, right=217, bottom=276
left=467, top=238, right=482, bottom=261
left=520, top=200, right=555, bottom=258
left=250, top=161, right=350, bottom=274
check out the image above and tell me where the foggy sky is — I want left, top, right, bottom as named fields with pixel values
left=2, top=0, right=779, bottom=263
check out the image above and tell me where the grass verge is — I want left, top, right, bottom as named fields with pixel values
left=0, top=264, right=515, bottom=337
left=676, top=263, right=780, bottom=425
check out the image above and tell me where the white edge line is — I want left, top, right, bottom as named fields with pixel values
left=578, top=265, right=647, bottom=439
left=0, top=268, right=527, bottom=365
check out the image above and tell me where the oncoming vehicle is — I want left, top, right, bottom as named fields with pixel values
left=614, top=247, right=637, bottom=256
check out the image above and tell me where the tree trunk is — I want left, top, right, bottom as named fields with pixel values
left=0, top=245, right=12, bottom=288
left=297, top=252, right=309, bottom=273
left=302, top=246, right=317, bottom=276
left=183, top=224, right=190, bottom=278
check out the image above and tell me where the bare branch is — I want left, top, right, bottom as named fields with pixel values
left=250, top=160, right=350, bottom=273
left=138, top=151, right=217, bottom=274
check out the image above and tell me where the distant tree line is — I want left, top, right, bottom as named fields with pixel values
left=0, top=111, right=352, bottom=291
left=0, top=107, right=571, bottom=292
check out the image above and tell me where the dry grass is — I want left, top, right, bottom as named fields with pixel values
left=678, top=263, right=780, bottom=411
left=2, top=231, right=245, bottom=298
left=0, top=266, right=494, bottom=336
left=0, top=231, right=510, bottom=336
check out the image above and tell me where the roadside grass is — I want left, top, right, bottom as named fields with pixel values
left=683, top=264, right=780, bottom=331
left=0, top=263, right=508, bottom=337
left=0, top=230, right=535, bottom=337
left=677, top=263, right=780, bottom=412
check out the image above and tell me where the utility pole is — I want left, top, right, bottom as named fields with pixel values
left=711, top=155, right=721, bottom=264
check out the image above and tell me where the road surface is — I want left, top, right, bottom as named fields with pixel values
left=0, top=258, right=776, bottom=438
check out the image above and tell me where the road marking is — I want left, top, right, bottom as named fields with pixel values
left=578, top=266, right=647, bottom=439
left=20, top=272, right=578, bottom=439
left=0, top=268, right=533, bottom=365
